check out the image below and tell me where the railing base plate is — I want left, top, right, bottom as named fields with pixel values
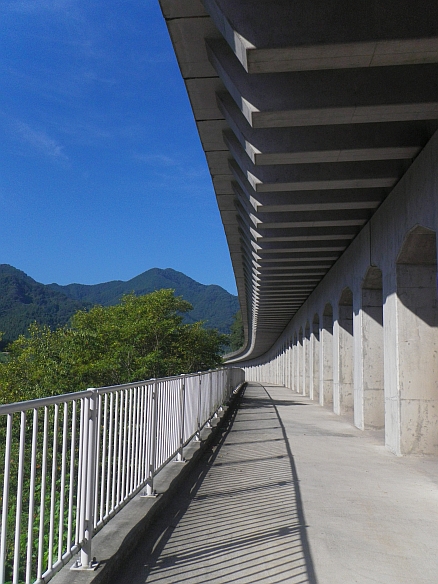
left=70, top=558, right=99, bottom=571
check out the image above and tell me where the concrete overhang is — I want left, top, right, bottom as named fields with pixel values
left=158, top=0, right=438, bottom=361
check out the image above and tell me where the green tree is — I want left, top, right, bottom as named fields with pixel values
left=0, top=290, right=226, bottom=403
left=229, top=310, right=245, bottom=352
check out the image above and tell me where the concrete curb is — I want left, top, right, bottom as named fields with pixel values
left=51, top=383, right=245, bottom=584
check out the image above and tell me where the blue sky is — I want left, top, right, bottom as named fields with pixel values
left=0, top=0, right=237, bottom=295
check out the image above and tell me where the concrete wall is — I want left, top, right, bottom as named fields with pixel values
left=242, top=129, right=438, bottom=456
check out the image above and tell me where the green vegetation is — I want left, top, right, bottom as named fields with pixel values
left=229, top=310, right=245, bottom=352
left=0, top=290, right=227, bottom=403
left=49, top=267, right=239, bottom=333
left=0, top=264, right=88, bottom=350
left=0, top=289, right=228, bottom=582
left=0, top=265, right=239, bottom=350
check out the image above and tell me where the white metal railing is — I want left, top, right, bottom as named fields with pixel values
left=0, top=367, right=245, bottom=584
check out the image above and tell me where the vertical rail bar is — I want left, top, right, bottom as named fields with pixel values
left=37, top=408, right=49, bottom=581
left=133, top=387, right=140, bottom=491
left=139, top=385, right=148, bottom=486
left=116, top=390, right=124, bottom=507
left=106, top=392, right=114, bottom=517
left=80, top=390, right=98, bottom=568
left=125, top=388, right=133, bottom=498
left=12, top=412, right=26, bottom=584
left=48, top=404, right=59, bottom=570
left=135, top=386, right=143, bottom=487
left=112, top=391, right=120, bottom=511
left=94, top=394, right=103, bottom=528
left=0, top=413, right=12, bottom=584
left=58, top=403, right=68, bottom=561
left=195, top=374, right=202, bottom=440
left=67, top=400, right=77, bottom=552
left=177, top=378, right=186, bottom=462
left=144, top=381, right=158, bottom=496
left=75, top=400, right=85, bottom=545
left=100, top=393, right=108, bottom=523
left=25, top=409, right=38, bottom=584
left=78, top=399, right=89, bottom=550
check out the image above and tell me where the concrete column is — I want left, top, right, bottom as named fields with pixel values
left=312, top=316, right=320, bottom=402
left=301, top=329, right=307, bottom=395
left=334, top=289, right=354, bottom=418
left=304, top=323, right=310, bottom=396
left=287, top=338, right=292, bottom=389
left=282, top=342, right=286, bottom=386
left=319, top=306, right=333, bottom=407
left=354, top=268, right=385, bottom=431
left=385, top=226, right=438, bottom=455
left=298, top=329, right=303, bottom=394
left=309, top=327, right=314, bottom=400
left=292, top=335, right=297, bottom=392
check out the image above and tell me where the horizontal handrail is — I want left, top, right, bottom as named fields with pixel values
left=0, top=367, right=245, bottom=584
left=0, top=369, right=224, bottom=415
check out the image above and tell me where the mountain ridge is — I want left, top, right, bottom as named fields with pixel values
left=0, top=265, right=239, bottom=350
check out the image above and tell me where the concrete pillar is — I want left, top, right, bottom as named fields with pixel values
left=386, top=226, right=438, bottom=455
left=354, top=267, right=385, bottom=431
left=301, top=328, right=306, bottom=395
left=304, top=323, right=310, bottom=396
left=320, top=305, right=333, bottom=407
left=334, top=288, right=354, bottom=418
left=282, top=342, right=287, bottom=385
left=298, top=329, right=303, bottom=394
left=292, top=334, right=297, bottom=392
left=309, top=325, right=314, bottom=400
left=311, top=315, right=320, bottom=402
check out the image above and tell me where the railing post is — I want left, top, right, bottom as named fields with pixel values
left=142, top=381, right=158, bottom=497
left=73, top=390, right=99, bottom=570
left=177, top=376, right=186, bottom=462
left=195, top=374, right=202, bottom=441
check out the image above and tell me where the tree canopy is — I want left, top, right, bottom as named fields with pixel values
left=0, top=290, right=227, bottom=403
left=229, top=310, right=245, bottom=352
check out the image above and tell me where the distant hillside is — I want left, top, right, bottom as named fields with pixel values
left=49, top=268, right=239, bottom=333
left=0, top=265, right=88, bottom=349
left=0, top=265, right=239, bottom=349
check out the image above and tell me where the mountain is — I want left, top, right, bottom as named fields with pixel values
left=0, top=265, right=88, bottom=349
left=0, top=265, right=239, bottom=350
left=49, top=268, right=239, bottom=333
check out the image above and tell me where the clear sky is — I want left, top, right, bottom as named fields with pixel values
left=0, top=0, right=237, bottom=295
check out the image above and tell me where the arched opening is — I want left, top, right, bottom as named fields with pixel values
left=335, top=288, right=354, bottom=419
left=391, top=225, right=438, bottom=454
left=311, top=314, right=320, bottom=402
left=320, top=304, right=333, bottom=407
left=356, top=267, right=384, bottom=433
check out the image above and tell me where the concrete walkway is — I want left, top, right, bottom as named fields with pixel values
left=114, top=382, right=438, bottom=584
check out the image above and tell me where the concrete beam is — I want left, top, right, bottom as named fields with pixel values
left=227, top=135, right=407, bottom=192
left=203, top=0, right=438, bottom=70
left=219, top=95, right=435, bottom=164
left=207, top=40, right=438, bottom=128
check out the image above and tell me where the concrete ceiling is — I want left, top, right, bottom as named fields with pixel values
left=159, top=0, right=438, bottom=361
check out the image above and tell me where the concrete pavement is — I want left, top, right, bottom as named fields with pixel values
left=114, top=382, right=438, bottom=583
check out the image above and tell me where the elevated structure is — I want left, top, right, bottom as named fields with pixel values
left=160, top=1, right=438, bottom=455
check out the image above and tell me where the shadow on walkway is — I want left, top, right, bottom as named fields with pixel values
left=114, top=383, right=318, bottom=584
